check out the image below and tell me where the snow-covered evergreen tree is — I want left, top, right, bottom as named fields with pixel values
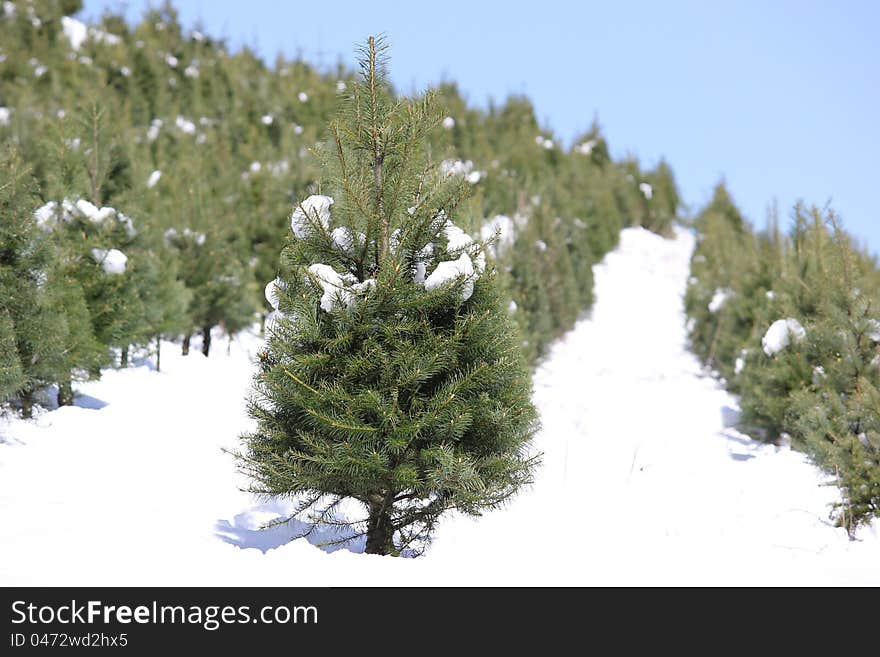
left=0, top=145, right=97, bottom=415
left=237, top=38, right=540, bottom=556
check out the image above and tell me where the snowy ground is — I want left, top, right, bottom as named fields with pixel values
left=1, top=226, right=878, bottom=586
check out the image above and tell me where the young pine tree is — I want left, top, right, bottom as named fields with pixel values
left=0, top=146, right=75, bottom=416
left=0, top=308, right=23, bottom=402
left=237, top=38, right=540, bottom=556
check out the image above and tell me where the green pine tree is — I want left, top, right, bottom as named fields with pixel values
left=0, top=145, right=96, bottom=415
left=237, top=38, right=540, bottom=556
left=0, top=308, right=23, bottom=402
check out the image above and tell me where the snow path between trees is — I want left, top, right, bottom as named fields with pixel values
left=1, top=227, right=878, bottom=585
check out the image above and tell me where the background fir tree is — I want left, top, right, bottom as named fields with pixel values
left=0, top=307, right=23, bottom=402
left=1, top=2, right=679, bottom=417
left=0, top=145, right=80, bottom=415
left=237, top=37, right=541, bottom=556
left=686, top=193, right=880, bottom=532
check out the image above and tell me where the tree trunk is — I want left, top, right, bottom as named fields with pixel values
left=155, top=335, right=162, bottom=372
left=201, top=326, right=211, bottom=357
left=58, top=376, right=74, bottom=407
left=182, top=333, right=191, bottom=356
left=120, top=345, right=129, bottom=368
left=365, top=496, right=395, bottom=555
left=20, top=390, right=34, bottom=419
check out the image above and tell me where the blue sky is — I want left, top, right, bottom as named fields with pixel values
left=81, top=0, right=880, bottom=252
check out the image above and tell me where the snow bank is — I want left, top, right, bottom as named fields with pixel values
left=762, top=318, right=806, bottom=356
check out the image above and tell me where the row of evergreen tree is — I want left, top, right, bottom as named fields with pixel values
left=685, top=185, right=880, bottom=533
left=1, top=0, right=680, bottom=418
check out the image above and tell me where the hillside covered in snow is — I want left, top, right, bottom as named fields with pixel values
left=2, top=226, right=877, bottom=586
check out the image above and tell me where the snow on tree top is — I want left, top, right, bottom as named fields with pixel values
left=291, top=195, right=334, bottom=238
left=33, top=201, right=57, bottom=230
left=75, top=199, right=116, bottom=223
left=440, top=159, right=483, bottom=184
left=575, top=139, right=596, bottom=155
left=175, top=116, right=196, bottom=135
left=90, top=248, right=127, bottom=275
left=639, top=182, right=653, bottom=200
left=61, top=16, right=121, bottom=50
left=147, top=120, right=161, bottom=141
left=307, top=263, right=353, bottom=312
left=535, top=135, right=554, bottom=149
left=762, top=318, right=806, bottom=356
left=424, top=252, right=475, bottom=302
left=265, top=278, right=286, bottom=310
left=35, top=198, right=133, bottom=233
left=443, top=220, right=473, bottom=252
left=708, top=288, right=730, bottom=313
left=61, top=16, right=88, bottom=50
left=117, top=212, right=136, bottom=237
left=480, top=215, right=516, bottom=256
left=330, top=226, right=365, bottom=256
left=164, top=227, right=206, bottom=246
